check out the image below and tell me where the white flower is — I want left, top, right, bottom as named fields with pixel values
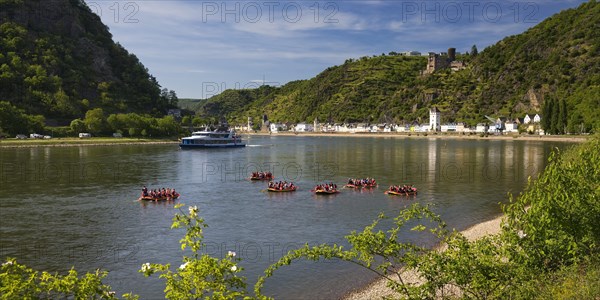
left=227, top=251, right=236, bottom=257
left=104, top=291, right=116, bottom=297
left=230, top=265, right=237, bottom=272
left=517, top=230, right=527, bottom=239
left=2, top=261, right=14, bottom=267
left=179, top=262, right=189, bottom=270
left=141, top=262, right=151, bottom=272
left=189, top=206, right=198, bottom=217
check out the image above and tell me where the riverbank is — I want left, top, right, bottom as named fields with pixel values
left=0, top=137, right=179, bottom=148
left=246, top=132, right=588, bottom=143
left=344, top=215, right=504, bottom=300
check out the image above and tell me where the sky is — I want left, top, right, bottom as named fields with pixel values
left=83, top=0, right=588, bottom=99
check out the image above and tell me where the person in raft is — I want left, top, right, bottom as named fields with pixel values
left=314, top=183, right=337, bottom=191
left=252, top=172, right=273, bottom=179
left=268, top=181, right=295, bottom=190
left=140, top=187, right=179, bottom=200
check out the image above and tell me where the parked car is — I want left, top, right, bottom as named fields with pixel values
left=113, top=132, right=123, bottom=138
left=16, top=134, right=28, bottom=139
left=79, top=133, right=92, bottom=138
left=30, top=133, right=44, bottom=139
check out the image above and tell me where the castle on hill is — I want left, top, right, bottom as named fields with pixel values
left=425, top=47, right=465, bottom=74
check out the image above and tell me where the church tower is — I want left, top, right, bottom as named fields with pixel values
left=429, top=107, right=441, bottom=132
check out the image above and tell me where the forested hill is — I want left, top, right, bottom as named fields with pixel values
left=196, top=1, right=599, bottom=132
left=0, top=0, right=176, bottom=123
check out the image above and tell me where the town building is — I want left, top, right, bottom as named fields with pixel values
left=402, top=51, right=421, bottom=56
left=429, top=107, right=441, bottom=132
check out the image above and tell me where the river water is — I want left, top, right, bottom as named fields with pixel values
left=0, top=136, right=574, bottom=298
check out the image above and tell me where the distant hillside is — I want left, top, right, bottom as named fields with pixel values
left=196, top=1, right=599, bottom=132
left=177, top=98, right=204, bottom=111
left=469, top=0, right=599, bottom=131
left=0, top=0, right=176, bottom=123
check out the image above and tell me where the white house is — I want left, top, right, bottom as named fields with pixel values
left=429, top=107, right=441, bottom=132
left=476, top=123, right=488, bottom=133
left=402, top=51, right=421, bottom=56
left=294, top=123, right=312, bottom=132
left=270, top=123, right=286, bottom=133
left=505, top=121, right=519, bottom=133
left=441, top=124, right=457, bottom=132
left=396, top=125, right=408, bottom=132
left=533, top=114, right=541, bottom=123
left=355, top=123, right=369, bottom=133
left=524, top=114, right=532, bottom=124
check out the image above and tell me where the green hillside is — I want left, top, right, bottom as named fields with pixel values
left=0, top=0, right=176, bottom=124
left=196, top=1, right=599, bottom=132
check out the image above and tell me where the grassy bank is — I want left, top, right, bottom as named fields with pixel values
left=0, top=137, right=179, bottom=147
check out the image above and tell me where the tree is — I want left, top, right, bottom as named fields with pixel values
left=0, top=101, right=44, bottom=135
left=192, top=116, right=204, bottom=127
left=0, top=101, right=25, bottom=135
left=84, top=108, right=105, bottom=134
left=168, top=90, right=178, bottom=107
left=551, top=97, right=560, bottom=134
left=470, top=44, right=478, bottom=56
left=541, top=97, right=553, bottom=133
left=156, top=115, right=179, bottom=136
left=558, top=98, right=568, bottom=134
left=181, top=115, right=191, bottom=126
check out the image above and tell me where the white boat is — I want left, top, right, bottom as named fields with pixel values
left=180, top=128, right=245, bottom=148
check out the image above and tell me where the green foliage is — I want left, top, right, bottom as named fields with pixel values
left=74, top=110, right=185, bottom=137
left=0, top=101, right=45, bottom=135
left=470, top=44, right=478, bottom=56
left=84, top=108, right=106, bottom=134
left=0, top=1, right=176, bottom=121
left=69, top=118, right=85, bottom=134
left=542, top=97, right=569, bottom=134
left=502, top=136, right=600, bottom=272
left=0, top=258, right=138, bottom=299
left=533, top=257, right=600, bottom=300
left=255, top=203, right=449, bottom=298
left=140, top=204, right=248, bottom=299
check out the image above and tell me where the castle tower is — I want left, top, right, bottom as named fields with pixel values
left=429, top=107, right=441, bottom=132
left=447, top=48, right=456, bottom=61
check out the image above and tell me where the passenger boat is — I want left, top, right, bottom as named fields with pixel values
left=384, top=190, right=417, bottom=196
left=267, top=187, right=297, bottom=192
left=139, top=194, right=180, bottom=201
left=180, top=127, right=245, bottom=148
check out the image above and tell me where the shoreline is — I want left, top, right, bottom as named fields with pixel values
left=0, top=139, right=179, bottom=148
left=246, top=132, right=587, bottom=143
left=343, top=214, right=504, bottom=300
left=1, top=133, right=586, bottom=148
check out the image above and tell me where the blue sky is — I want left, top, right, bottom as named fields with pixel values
left=83, top=0, right=587, bottom=99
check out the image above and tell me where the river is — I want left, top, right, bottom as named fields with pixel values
left=0, top=136, right=574, bottom=298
